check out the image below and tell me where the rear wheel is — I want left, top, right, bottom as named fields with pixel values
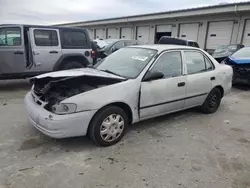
left=200, top=88, right=222, bottom=114
left=89, top=106, right=128, bottom=146
left=61, top=61, right=86, bottom=70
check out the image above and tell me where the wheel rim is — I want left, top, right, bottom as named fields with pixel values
left=100, top=114, right=125, bottom=142
left=208, top=92, right=218, bottom=108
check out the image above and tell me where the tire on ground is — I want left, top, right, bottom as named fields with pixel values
left=89, top=106, right=129, bottom=147
left=60, top=61, right=86, bottom=70
left=200, top=87, right=222, bottom=114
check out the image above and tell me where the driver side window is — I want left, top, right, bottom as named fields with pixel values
left=151, top=51, right=182, bottom=78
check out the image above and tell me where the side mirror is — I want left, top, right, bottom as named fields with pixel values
left=143, top=71, right=164, bottom=82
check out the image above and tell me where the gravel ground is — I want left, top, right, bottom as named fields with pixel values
left=0, top=80, right=250, bottom=188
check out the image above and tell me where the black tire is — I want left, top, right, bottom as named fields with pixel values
left=61, top=61, right=86, bottom=70
left=200, top=88, right=222, bottom=114
left=89, top=106, right=128, bottom=146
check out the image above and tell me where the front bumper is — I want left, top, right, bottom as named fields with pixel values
left=232, top=66, right=250, bottom=84
left=24, top=92, right=97, bottom=138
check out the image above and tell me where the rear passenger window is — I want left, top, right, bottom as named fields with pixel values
left=34, top=30, right=58, bottom=46
left=0, top=27, right=21, bottom=46
left=184, top=51, right=206, bottom=74
left=205, top=58, right=214, bottom=70
left=61, top=30, right=87, bottom=47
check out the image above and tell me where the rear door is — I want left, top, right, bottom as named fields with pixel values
left=0, top=26, right=26, bottom=74
left=29, top=28, right=62, bottom=72
left=30, top=28, right=62, bottom=72
left=183, top=50, right=215, bottom=107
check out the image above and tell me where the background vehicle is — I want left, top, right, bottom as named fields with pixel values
left=212, top=44, right=244, bottom=63
left=0, top=24, right=92, bottom=79
left=223, top=47, right=250, bottom=84
left=158, top=36, right=199, bottom=48
left=25, top=45, right=232, bottom=146
left=93, top=39, right=142, bottom=64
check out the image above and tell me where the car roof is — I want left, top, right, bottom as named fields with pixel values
left=129, top=44, right=198, bottom=51
left=0, top=24, right=88, bottom=32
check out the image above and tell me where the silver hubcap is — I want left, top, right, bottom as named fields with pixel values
left=100, top=114, right=124, bottom=142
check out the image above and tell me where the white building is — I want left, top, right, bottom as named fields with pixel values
left=57, top=2, right=250, bottom=52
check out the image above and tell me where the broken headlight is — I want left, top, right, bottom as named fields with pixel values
left=51, top=103, right=77, bottom=115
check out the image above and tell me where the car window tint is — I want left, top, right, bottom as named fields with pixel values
left=205, top=57, right=213, bottom=70
left=0, top=27, right=21, bottom=46
left=185, top=51, right=206, bottom=74
left=34, top=30, right=58, bottom=46
left=113, top=41, right=124, bottom=49
left=62, top=30, right=87, bottom=47
left=151, top=51, right=182, bottom=78
left=124, top=41, right=134, bottom=46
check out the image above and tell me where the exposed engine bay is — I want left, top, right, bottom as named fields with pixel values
left=31, top=75, right=123, bottom=112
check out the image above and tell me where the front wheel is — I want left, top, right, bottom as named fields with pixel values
left=89, top=106, right=128, bottom=146
left=200, top=88, right=222, bottom=114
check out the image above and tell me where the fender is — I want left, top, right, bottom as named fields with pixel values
left=53, top=53, right=89, bottom=71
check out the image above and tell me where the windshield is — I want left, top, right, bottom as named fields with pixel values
left=94, top=39, right=118, bottom=49
left=232, top=47, right=250, bottom=58
left=97, top=47, right=157, bottom=78
left=214, top=44, right=238, bottom=53
left=214, top=45, right=228, bottom=53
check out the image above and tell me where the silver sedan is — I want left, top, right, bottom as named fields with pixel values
left=24, top=45, right=233, bottom=146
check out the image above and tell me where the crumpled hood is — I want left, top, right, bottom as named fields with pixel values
left=34, top=68, right=125, bottom=80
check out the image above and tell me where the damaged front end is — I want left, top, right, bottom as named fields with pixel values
left=30, top=75, right=124, bottom=114
left=225, top=58, right=250, bottom=84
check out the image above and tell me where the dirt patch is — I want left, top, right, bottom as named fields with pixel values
left=19, top=138, right=48, bottom=150
left=238, top=138, right=250, bottom=144
left=232, top=173, right=250, bottom=188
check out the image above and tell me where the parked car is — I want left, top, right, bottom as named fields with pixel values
left=93, top=39, right=142, bottom=64
left=25, top=45, right=233, bottom=146
left=158, top=36, right=200, bottom=48
left=0, top=24, right=92, bottom=79
left=212, top=44, right=244, bottom=63
left=223, top=47, right=250, bottom=84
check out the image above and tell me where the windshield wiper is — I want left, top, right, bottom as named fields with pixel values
left=100, top=69, right=124, bottom=77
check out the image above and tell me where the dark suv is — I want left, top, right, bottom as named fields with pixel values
left=158, top=36, right=199, bottom=48
left=0, top=24, right=92, bottom=79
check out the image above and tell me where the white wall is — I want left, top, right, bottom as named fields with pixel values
left=86, top=13, right=250, bottom=50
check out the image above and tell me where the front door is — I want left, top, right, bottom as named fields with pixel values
left=183, top=50, right=215, bottom=107
left=140, top=51, right=187, bottom=120
left=29, top=28, right=62, bottom=72
left=0, top=26, right=26, bottom=74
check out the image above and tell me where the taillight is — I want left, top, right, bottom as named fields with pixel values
left=91, top=50, right=96, bottom=58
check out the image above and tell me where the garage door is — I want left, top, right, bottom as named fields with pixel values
left=95, top=28, right=106, bottom=39
left=87, top=29, right=94, bottom=39
left=107, top=28, right=119, bottom=39
left=242, top=19, right=250, bottom=47
left=179, top=23, right=199, bottom=41
left=206, top=21, right=234, bottom=49
left=137, top=26, right=150, bottom=44
left=121, top=27, right=133, bottom=39
left=155, top=25, right=172, bottom=43
left=156, top=25, right=172, bottom=33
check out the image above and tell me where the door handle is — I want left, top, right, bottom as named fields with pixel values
left=33, top=51, right=40, bottom=55
left=211, top=77, right=216, bottom=81
left=14, top=51, right=23, bottom=55
left=177, top=82, right=186, bottom=87
left=49, top=51, right=58, bottom=54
